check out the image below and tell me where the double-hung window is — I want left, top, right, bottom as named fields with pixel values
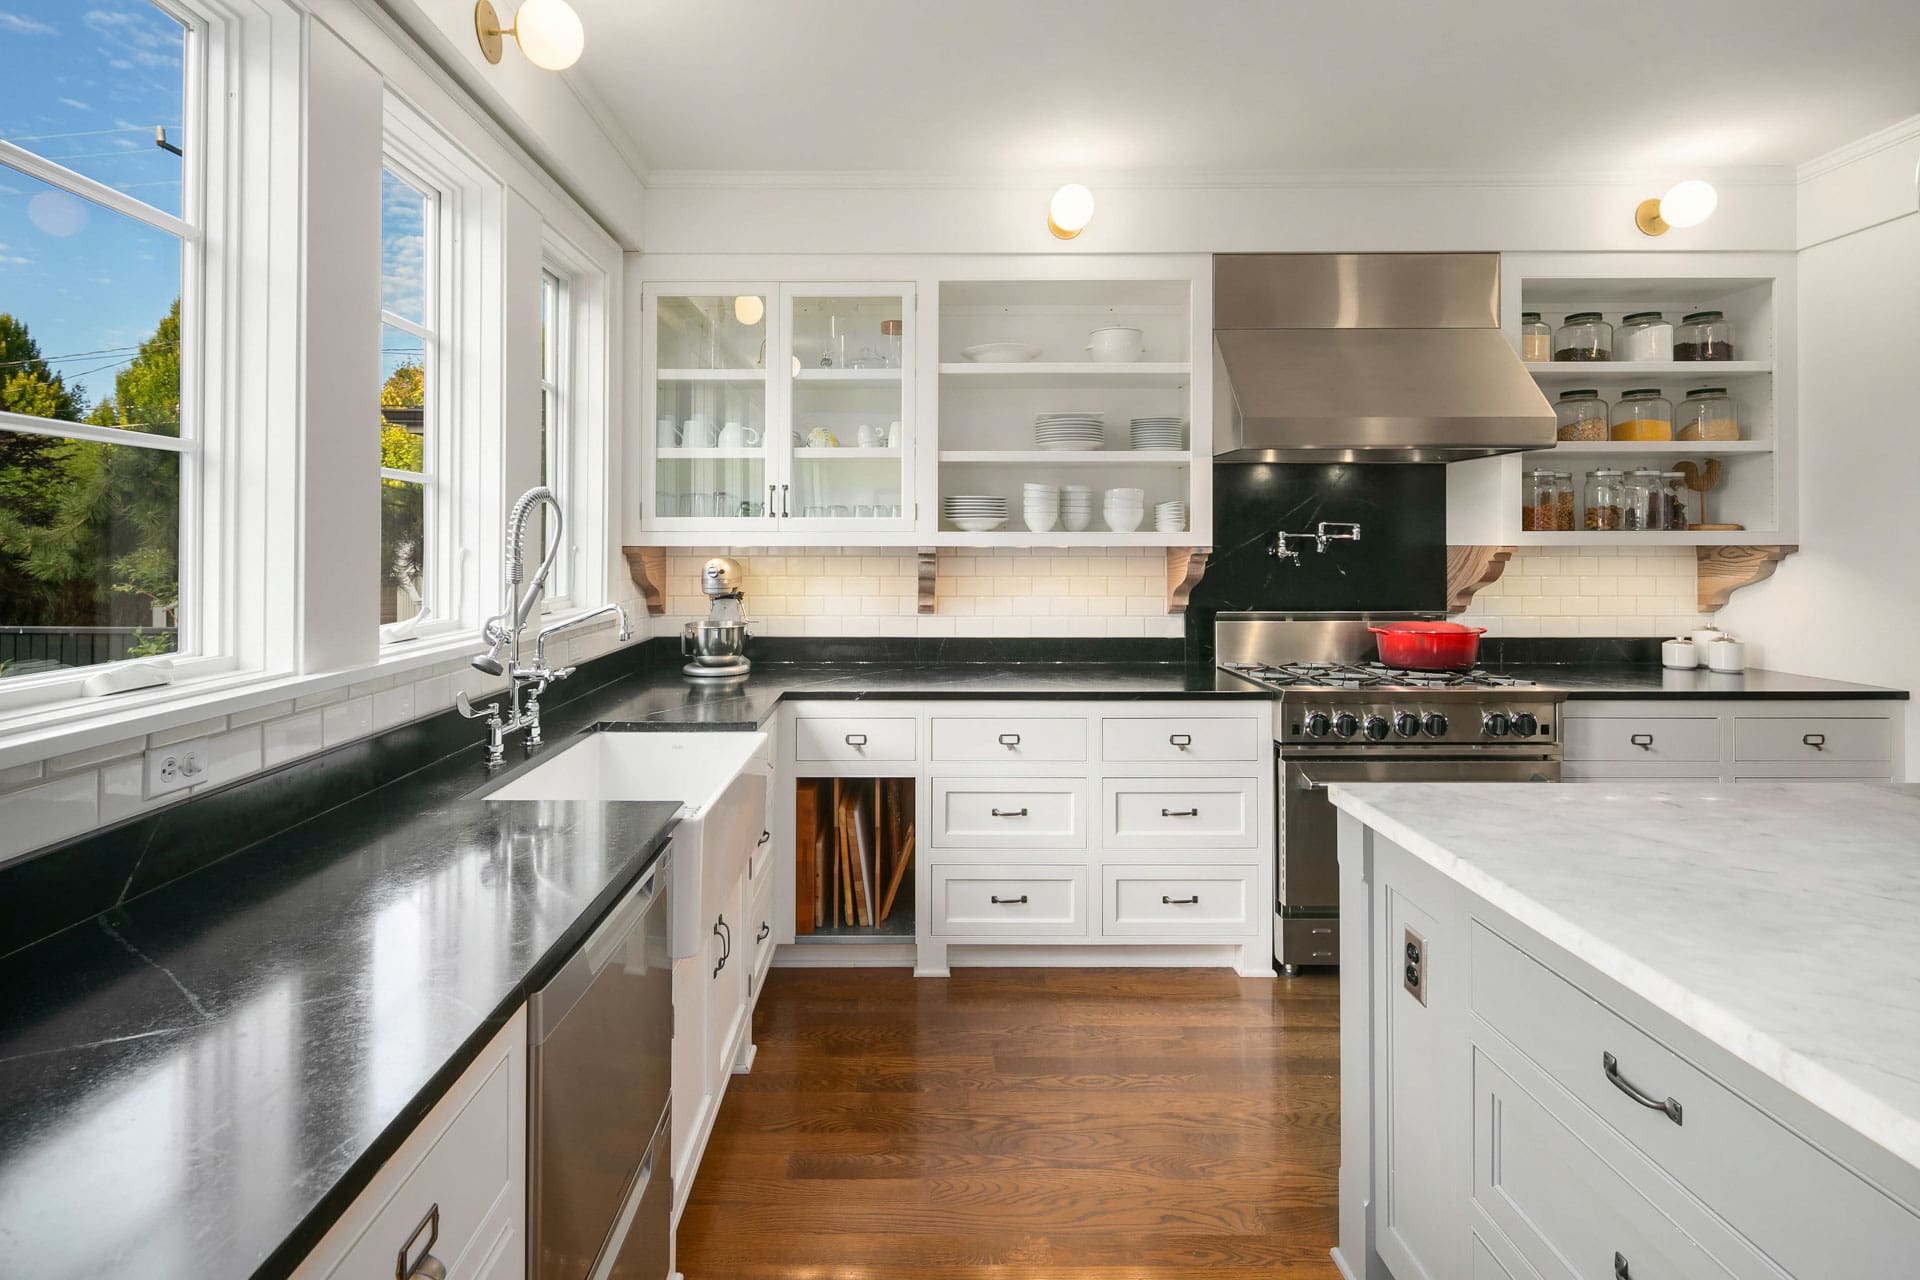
left=0, top=0, right=201, bottom=684
left=538, top=264, right=570, bottom=605
left=377, top=162, right=437, bottom=636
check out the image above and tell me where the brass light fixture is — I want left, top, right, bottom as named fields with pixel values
left=474, top=0, right=585, bottom=71
left=1635, top=179, right=1718, bottom=236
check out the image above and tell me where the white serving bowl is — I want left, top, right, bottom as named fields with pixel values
left=1061, top=510, right=1094, bottom=532
left=1103, top=508, right=1146, bottom=533
left=1022, top=510, right=1059, bottom=532
left=1086, top=326, right=1145, bottom=363
left=962, top=342, right=1042, bottom=363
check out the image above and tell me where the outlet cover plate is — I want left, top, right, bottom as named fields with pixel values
left=145, top=738, right=210, bottom=799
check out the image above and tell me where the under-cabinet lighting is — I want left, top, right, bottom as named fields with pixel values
left=1635, top=180, right=1718, bottom=236
left=474, top=0, right=584, bottom=72
left=1048, top=184, right=1095, bottom=240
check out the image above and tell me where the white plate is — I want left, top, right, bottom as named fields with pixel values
left=950, top=516, right=1008, bottom=531
left=962, top=342, right=1042, bottom=363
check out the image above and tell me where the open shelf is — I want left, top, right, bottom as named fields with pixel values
left=928, top=530, right=1192, bottom=546
left=1526, top=361, right=1771, bottom=380
left=1522, top=440, right=1773, bottom=458
left=939, top=361, right=1191, bottom=389
left=939, top=450, right=1190, bottom=465
left=1509, top=530, right=1781, bottom=547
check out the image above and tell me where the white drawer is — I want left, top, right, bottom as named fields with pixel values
left=1099, top=863, right=1258, bottom=937
left=931, top=863, right=1087, bottom=936
left=1564, top=715, right=1721, bottom=763
left=746, top=872, right=777, bottom=1002
left=792, top=715, right=917, bottom=763
left=1472, top=925, right=1920, bottom=1278
left=1101, top=715, right=1262, bottom=763
left=1733, top=715, right=1892, bottom=764
left=1101, top=777, right=1259, bottom=850
left=294, top=1012, right=524, bottom=1279
left=932, top=777, right=1085, bottom=848
left=931, top=715, right=1087, bottom=762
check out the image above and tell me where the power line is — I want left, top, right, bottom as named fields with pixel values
left=1, top=125, right=180, bottom=144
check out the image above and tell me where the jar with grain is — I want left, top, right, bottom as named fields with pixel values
left=1615, top=311, right=1674, bottom=362
left=1522, top=469, right=1559, bottom=531
left=1610, top=388, right=1672, bottom=441
left=1584, top=469, right=1626, bottom=530
left=1555, top=388, right=1609, bottom=441
left=1676, top=386, right=1739, bottom=440
left=1675, top=310, right=1735, bottom=360
left=1520, top=312, right=1552, bottom=363
left=1659, top=470, right=1691, bottom=530
left=1555, top=473, right=1576, bottom=531
left=1554, top=312, right=1612, bottom=361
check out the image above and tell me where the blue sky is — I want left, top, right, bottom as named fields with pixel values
left=0, top=0, right=184, bottom=408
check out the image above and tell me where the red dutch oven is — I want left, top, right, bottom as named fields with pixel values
left=1368, top=620, right=1487, bottom=670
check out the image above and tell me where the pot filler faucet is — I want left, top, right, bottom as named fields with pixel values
left=1270, top=521, right=1362, bottom=564
left=457, top=485, right=631, bottom=767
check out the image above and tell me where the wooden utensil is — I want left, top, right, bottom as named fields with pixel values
left=1675, top=459, right=1722, bottom=527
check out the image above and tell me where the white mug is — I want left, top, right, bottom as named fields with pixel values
left=1086, top=326, right=1145, bottom=363
left=887, top=420, right=902, bottom=447
left=856, top=424, right=884, bottom=448
left=681, top=415, right=715, bottom=449
left=717, top=422, right=761, bottom=448
left=656, top=416, right=678, bottom=447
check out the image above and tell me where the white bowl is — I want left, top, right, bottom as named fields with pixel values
left=1061, top=510, right=1094, bottom=532
left=950, top=516, right=1007, bottom=532
left=1103, top=508, right=1145, bottom=533
left=962, top=342, right=1042, bottom=363
left=1021, top=510, right=1059, bottom=532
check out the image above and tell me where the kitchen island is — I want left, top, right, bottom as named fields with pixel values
left=1328, top=780, right=1920, bottom=1280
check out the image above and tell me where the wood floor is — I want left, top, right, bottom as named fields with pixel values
left=676, top=966, right=1343, bottom=1279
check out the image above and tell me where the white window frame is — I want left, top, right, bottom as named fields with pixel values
left=538, top=264, right=573, bottom=607
left=537, top=225, right=612, bottom=616
left=0, top=0, right=234, bottom=715
left=376, top=155, right=444, bottom=641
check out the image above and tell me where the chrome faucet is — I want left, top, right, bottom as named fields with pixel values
left=1269, top=520, right=1363, bottom=564
left=457, top=486, right=632, bottom=767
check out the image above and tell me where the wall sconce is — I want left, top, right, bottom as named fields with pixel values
left=475, top=0, right=585, bottom=71
left=1635, top=180, right=1718, bottom=236
left=1048, top=184, right=1095, bottom=240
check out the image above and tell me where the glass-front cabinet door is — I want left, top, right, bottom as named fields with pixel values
left=644, top=286, right=775, bottom=531
left=779, top=284, right=915, bottom=532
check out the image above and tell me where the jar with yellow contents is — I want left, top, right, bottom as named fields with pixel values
left=1610, top=388, right=1673, bottom=442
left=1676, top=386, right=1740, bottom=441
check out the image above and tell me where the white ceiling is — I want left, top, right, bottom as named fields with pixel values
left=568, top=0, right=1920, bottom=179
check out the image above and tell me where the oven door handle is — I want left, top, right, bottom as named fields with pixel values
left=1296, top=770, right=1557, bottom=792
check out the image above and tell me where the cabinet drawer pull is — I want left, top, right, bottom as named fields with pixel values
left=768, top=483, right=777, bottom=519
left=1803, top=732, right=1827, bottom=750
left=1629, top=732, right=1654, bottom=750
left=1602, top=1051, right=1682, bottom=1125
left=844, top=733, right=867, bottom=747
left=990, top=894, right=1028, bottom=905
left=1614, top=1252, right=1630, bottom=1280
left=396, top=1203, right=447, bottom=1280
left=780, top=482, right=790, bottom=518
left=713, top=915, right=731, bottom=977
left=1161, top=895, right=1200, bottom=905
left=758, top=828, right=771, bottom=846
left=990, top=807, right=1029, bottom=818
left=998, top=732, right=1021, bottom=747
left=1161, top=807, right=1201, bottom=818
left=756, top=921, right=771, bottom=943
left=1169, top=733, right=1192, bottom=748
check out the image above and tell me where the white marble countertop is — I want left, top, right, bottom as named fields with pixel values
left=1329, top=781, right=1920, bottom=1172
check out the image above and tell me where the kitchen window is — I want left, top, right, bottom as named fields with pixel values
left=539, top=264, right=571, bottom=605
left=378, top=161, right=438, bottom=639
left=0, top=0, right=202, bottom=688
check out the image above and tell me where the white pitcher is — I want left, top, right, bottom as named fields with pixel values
left=717, top=422, right=760, bottom=448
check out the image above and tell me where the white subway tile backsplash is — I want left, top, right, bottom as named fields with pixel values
left=411, top=673, right=452, bottom=718
left=99, top=757, right=170, bottom=825
left=322, top=697, right=373, bottom=748
left=149, top=714, right=231, bottom=748
left=0, top=760, right=44, bottom=792
left=1458, top=546, right=1711, bottom=639
left=371, top=684, right=415, bottom=730
left=263, top=711, right=324, bottom=768
left=47, top=735, right=147, bottom=775
left=228, top=699, right=296, bottom=729
left=293, top=687, right=347, bottom=712
left=207, top=725, right=264, bottom=787
left=0, top=774, right=98, bottom=862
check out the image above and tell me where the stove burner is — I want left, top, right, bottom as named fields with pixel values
left=1221, top=660, right=1536, bottom=691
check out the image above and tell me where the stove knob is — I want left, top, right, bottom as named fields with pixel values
left=1393, top=711, right=1422, bottom=738
left=1512, top=711, right=1540, bottom=737
left=1363, top=715, right=1391, bottom=741
left=1304, top=711, right=1332, bottom=739
left=1483, top=711, right=1511, bottom=738
left=1333, top=712, right=1360, bottom=739
left=1422, top=711, right=1449, bottom=738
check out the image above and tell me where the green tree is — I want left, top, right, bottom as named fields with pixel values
left=0, top=314, right=91, bottom=626
left=380, top=361, right=426, bottom=621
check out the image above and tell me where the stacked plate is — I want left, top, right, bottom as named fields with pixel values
left=1060, top=484, right=1094, bottom=532
left=1154, top=500, right=1188, bottom=532
left=1034, top=412, right=1106, bottom=451
left=1104, top=487, right=1146, bottom=533
left=1129, top=417, right=1186, bottom=450
left=1023, top=482, right=1060, bottom=532
left=941, top=494, right=1008, bottom=532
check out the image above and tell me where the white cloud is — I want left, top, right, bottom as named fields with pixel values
left=0, top=12, right=57, bottom=35
left=0, top=255, right=30, bottom=266
left=58, top=97, right=92, bottom=112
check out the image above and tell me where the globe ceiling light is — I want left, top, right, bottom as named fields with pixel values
left=733, top=295, right=765, bottom=326
left=1635, top=180, right=1719, bottom=236
left=474, top=0, right=585, bottom=72
left=1048, top=184, right=1095, bottom=240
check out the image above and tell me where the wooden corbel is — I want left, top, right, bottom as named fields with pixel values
left=620, top=546, right=666, bottom=615
left=1445, top=546, right=1517, bottom=614
left=1697, top=545, right=1797, bottom=611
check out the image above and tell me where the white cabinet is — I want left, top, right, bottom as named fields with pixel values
left=929, top=863, right=1087, bottom=936
left=293, top=1011, right=526, bottom=1280
left=1563, top=698, right=1903, bottom=782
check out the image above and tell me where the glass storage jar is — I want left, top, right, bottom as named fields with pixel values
left=1676, top=386, right=1740, bottom=440
left=1659, top=470, right=1691, bottom=530
left=1554, top=312, right=1612, bottom=361
left=1621, top=468, right=1668, bottom=530
left=1583, top=469, right=1626, bottom=530
left=1522, top=470, right=1562, bottom=531
left=1610, top=388, right=1673, bottom=441
left=1520, top=312, right=1552, bottom=362
left=1554, top=388, right=1609, bottom=441
left=1615, top=311, right=1674, bottom=362
left=1555, top=473, right=1576, bottom=531
left=1675, top=310, right=1735, bottom=360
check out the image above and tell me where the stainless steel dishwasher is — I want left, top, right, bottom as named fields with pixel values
left=529, top=844, right=673, bottom=1279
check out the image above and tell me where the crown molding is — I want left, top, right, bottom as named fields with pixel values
left=1797, top=112, right=1920, bottom=182
left=563, top=72, right=653, bottom=187
left=642, top=165, right=1797, bottom=193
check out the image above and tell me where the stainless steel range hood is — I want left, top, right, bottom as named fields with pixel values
left=1213, top=253, right=1554, bottom=463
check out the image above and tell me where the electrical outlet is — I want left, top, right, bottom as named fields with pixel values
left=1403, top=926, right=1428, bottom=1006
left=145, top=737, right=211, bottom=799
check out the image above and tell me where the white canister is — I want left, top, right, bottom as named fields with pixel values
left=1707, top=637, right=1747, bottom=673
left=1086, top=326, right=1145, bottom=363
left=1662, top=638, right=1697, bottom=669
left=1690, top=627, right=1724, bottom=666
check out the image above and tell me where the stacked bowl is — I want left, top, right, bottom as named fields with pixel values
left=1129, top=417, right=1185, bottom=450
left=1060, top=484, right=1094, bottom=532
left=1103, top=487, right=1146, bottom=533
left=1023, top=483, right=1061, bottom=532
left=1154, top=499, right=1188, bottom=532
left=941, top=494, right=1009, bottom=532
left=1034, top=412, right=1106, bottom=451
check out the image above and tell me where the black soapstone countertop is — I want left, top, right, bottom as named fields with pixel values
left=0, top=644, right=1902, bottom=1279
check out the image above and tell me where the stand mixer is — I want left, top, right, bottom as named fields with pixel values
left=682, top=556, right=752, bottom=679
